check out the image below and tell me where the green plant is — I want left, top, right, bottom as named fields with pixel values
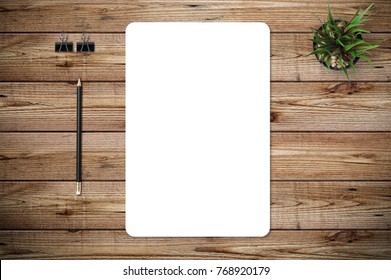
left=309, top=3, right=384, bottom=80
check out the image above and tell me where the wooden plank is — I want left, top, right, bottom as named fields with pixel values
left=0, top=34, right=389, bottom=82
left=0, top=82, right=125, bottom=132
left=1, top=82, right=390, bottom=132
left=0, top=182, right=124, bottom=230
left=0, top=230, right=390, bottom=259
left=0, top=1, right=390, bottom=33
left=271, top=82, right=391, bottom=131
left=0, top=181, right=389, bottom=230
left=272, top=181, right=391, bottom=230
left=0, top=34, right=125, bottom=82
left=271, top=133, right=391, bottom=180
left=1, top=132, right=390, bottom=181
left=0, top=133, right=124, bottom=181
left=272, top=33, right=390, bottom=82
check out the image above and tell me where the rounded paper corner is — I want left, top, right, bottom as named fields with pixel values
left=125, top=224, right=142, bottom=238
left=125, top=216, right=143, bottom=237
left=258, top=225, right=271, bottom=238
left=257, top=22, right=270, bottom=34
left=126, top=22, right=142, bottom=34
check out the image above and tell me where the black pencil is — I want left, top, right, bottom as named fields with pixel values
left=76, top=78, right=82, bottom=195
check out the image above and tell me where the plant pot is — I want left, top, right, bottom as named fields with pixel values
left=313, top=19, right=361, bottom=71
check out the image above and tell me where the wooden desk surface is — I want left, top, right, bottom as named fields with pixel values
left=0, top=0, right=390, bottom=259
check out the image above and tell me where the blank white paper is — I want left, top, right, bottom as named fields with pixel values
left=126, top=22, right=270, bottom=237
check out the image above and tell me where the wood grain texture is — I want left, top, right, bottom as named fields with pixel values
left=0, top=0, right=390, bottom=33
left=0, top=230, right=390, bottom=259
left=0, top=33, right=389, bottom=82
left=0, top=133, right=124, bottom=181
left=0, top=34, right=124, bottom=82
left=272, top=33, right=390, bottom=82
left=1, top=82, right=390, bottom=132
left=0, top=82, right=125, bottom=132
left=0, top=182, right=124, bottom=230
left=272, top=181, right=391, bottom=230
left=0, top=181, right=389, bottom=230
left=271, top=82, right=391, bottom=131
left=1, top=132, right=391, bottom=181
left=0, top=0, right=390, bottom=260
left=271, top=133, right=391, bottom=180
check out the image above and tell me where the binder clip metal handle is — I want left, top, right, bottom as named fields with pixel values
left=55, top=32, right=73, bottom=52
left=77, top=33, right=95, bottom=52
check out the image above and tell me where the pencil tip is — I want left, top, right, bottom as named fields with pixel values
left=76, top=182, right=82, bottom=196
left=77, top=79, right=81, bottom=86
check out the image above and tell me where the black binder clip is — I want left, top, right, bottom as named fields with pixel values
left=77, top=33, right=95, bottom=52
left=55, top=33, right=73, bottom=52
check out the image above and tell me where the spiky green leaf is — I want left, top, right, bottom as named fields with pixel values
left=344, top=40, right=367, bottom=51
left=349, top=3, right=374, bottom=27
left=342, top=66, right=350, bottom=81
